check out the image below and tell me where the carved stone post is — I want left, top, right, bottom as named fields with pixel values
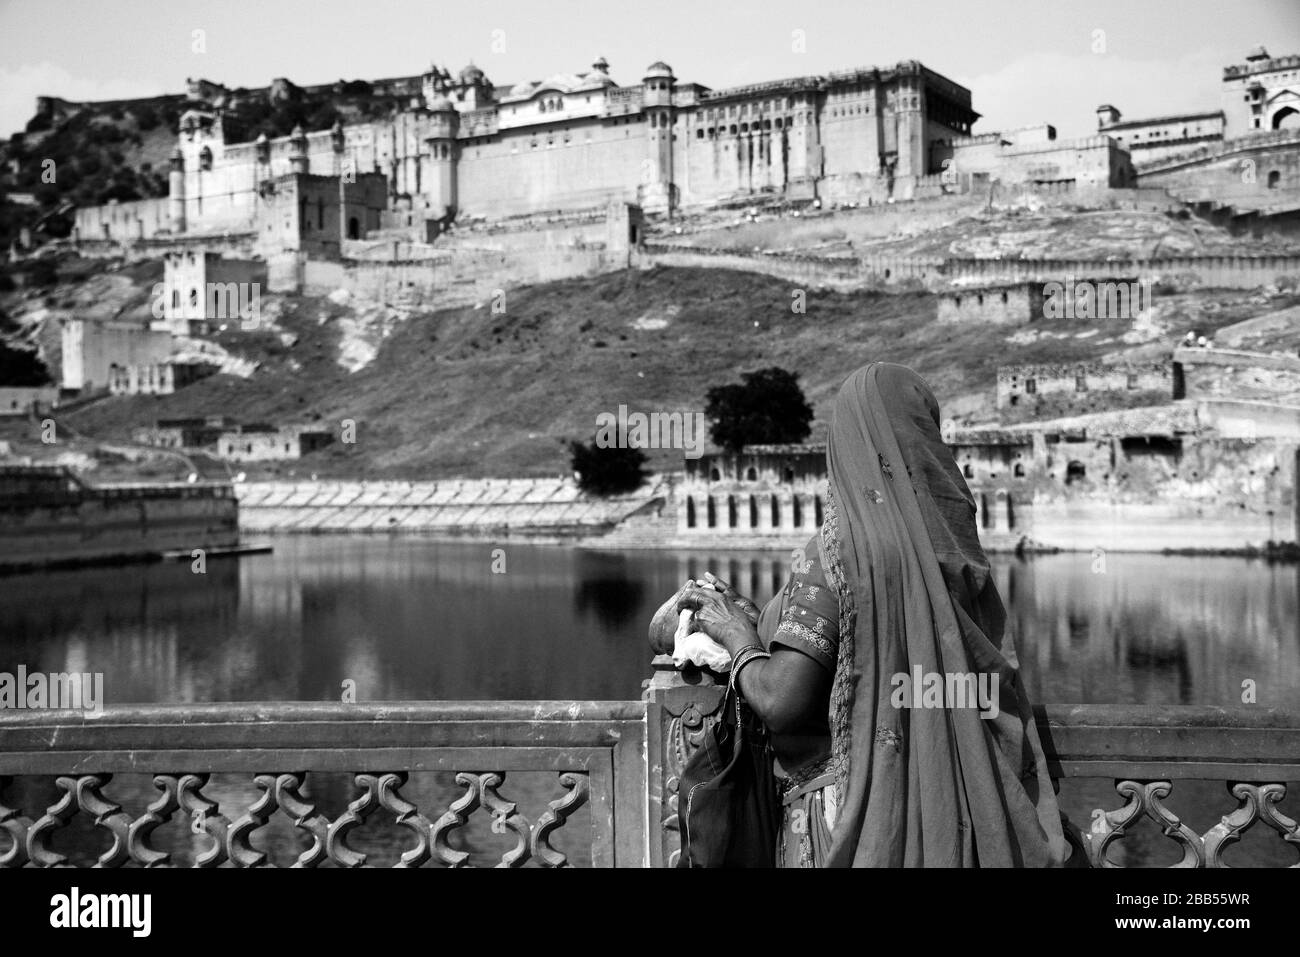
left=642, top=654, right=727, bottom=868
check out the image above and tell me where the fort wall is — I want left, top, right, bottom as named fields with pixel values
left=74, top=198, right=170, bottom=243
left=997, top=361, right=1172, bottom=411
left=637, top=245, right=1300, bottom=291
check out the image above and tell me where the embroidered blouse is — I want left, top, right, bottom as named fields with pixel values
left=759, top=533, right=841, bottom=673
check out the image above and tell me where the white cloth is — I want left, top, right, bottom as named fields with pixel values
left=670, top=608, right=732, bottom=671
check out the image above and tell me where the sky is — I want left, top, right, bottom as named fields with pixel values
left=1, top=0, right=1298, bottom=140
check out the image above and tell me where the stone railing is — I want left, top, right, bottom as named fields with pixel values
left=0, top=659, right=1297, bottom=867
left=0, top=699, right=653, bottom=868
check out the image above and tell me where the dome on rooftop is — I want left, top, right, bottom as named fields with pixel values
left=540, top=72, right=585, bottom=92
left=644, top=61, right=674, bottom=79
left=460, top=63, right=485, bottom=83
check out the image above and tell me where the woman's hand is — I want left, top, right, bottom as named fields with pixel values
left=648, top=580, right=699, bottom=655
left=676, top=584, right=760, bottom=656
left=700, top=572, right=760, bottom=625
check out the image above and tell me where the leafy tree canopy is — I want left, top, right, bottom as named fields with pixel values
left=705, top=366, right=813, bottom=454
left=569, top=439, right=647, bottom=497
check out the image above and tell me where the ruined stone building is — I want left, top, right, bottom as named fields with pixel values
left=677, top=444, right=827, bottom=538
left=997, top=362, right=1173, bottom=412
left=59, top=318, right=173, bottom=392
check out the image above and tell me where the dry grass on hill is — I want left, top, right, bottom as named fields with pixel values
left=55, top=265, right=1293, bottom=480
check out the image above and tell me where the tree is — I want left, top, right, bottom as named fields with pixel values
left=569, top=439, right=647, bottom=496
left=132, top=105, right=160, bottom=131
left=705, top=367, right=814, bottom=453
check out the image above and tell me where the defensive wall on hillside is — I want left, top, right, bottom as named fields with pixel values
left=61, top=240, right=1300, bottom=316
left=637, top=244, right=1300, bottom=290
left=1135, top=128, right=1300, bottom=178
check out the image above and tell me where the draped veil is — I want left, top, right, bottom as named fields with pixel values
left=819, top=362, right=1067, bottom=867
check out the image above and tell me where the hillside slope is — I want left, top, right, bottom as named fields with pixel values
left=49, top=264, right=1292, bottom=480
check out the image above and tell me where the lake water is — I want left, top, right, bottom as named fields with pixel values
left=3, top=536, right=1298, bottom=866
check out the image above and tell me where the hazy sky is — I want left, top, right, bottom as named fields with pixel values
left=2, top=0, right=1298, bottom=140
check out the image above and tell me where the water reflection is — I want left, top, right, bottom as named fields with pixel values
left=1, top=539, right=1298, bottom=708
left=4, top=539, right=1299, bottom=868
left=572, top=550, right=646, bottom=632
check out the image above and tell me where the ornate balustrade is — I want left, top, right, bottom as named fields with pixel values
left=1, top=660, right=1297, bottom=867
left=650, top=660, right=1300, bottom=867
left=0, top=700, right=652, bottom=868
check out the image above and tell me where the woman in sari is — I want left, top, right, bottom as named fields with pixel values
left=676, top=362, right=1068, bottom=867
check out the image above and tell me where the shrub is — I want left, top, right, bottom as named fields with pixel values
left=705, top=366, right=814, bottom=453
left=569, top=439, right=647, bottom=496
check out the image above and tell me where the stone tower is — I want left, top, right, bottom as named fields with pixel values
left=1096, top=104, right=1122, bottom=131
left=168, top=146, right=186, bottom=233
left=288, top=125, right=309, bottom=175
left=893, top=61, right=926, bottom=199
left=640, top=61, right=676, bottom=216
left=424, top=93, right=459, bottom=220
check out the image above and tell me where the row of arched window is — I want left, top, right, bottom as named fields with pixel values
left=961, top=461, right=1027, bottom=479
left=696, top=118, right=793, bottom=139
left=684, top=493, right=824, bottom=530
left=976, top=490, right=1016, bottom=530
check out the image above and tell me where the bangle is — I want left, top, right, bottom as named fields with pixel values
left=729, top=644, right=771, bottom=691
